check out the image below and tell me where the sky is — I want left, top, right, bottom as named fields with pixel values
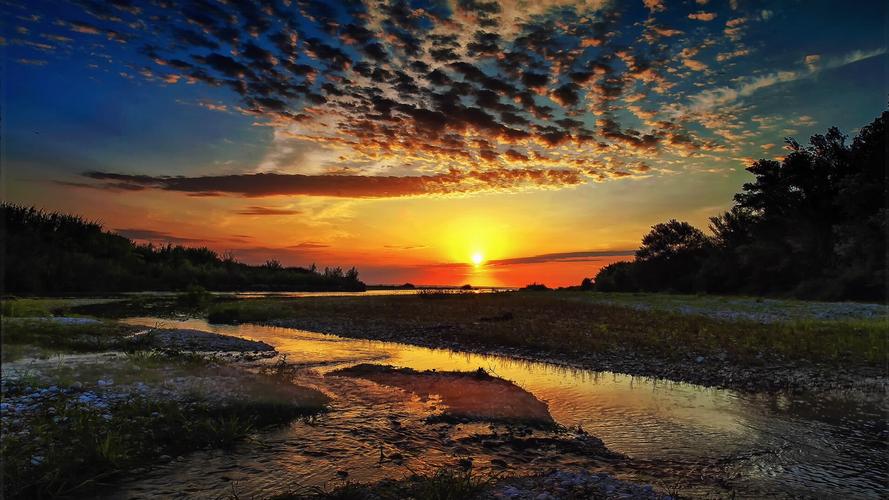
left=1, top=0, right=886, bottom=286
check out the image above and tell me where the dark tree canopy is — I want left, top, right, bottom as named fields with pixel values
left=591, top=110, right=888, bottom=301
left=0, top=204, right=365, bottom=294
left=635, top=220, right=711, bottom=262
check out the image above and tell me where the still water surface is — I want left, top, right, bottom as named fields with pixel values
left=117, top=317, right=886, bottom=498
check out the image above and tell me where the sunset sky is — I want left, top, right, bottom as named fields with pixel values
left=2, top=0, right=885, bottom=286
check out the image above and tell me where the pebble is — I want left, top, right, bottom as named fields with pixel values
left=492, top=470, right=672, bottom=499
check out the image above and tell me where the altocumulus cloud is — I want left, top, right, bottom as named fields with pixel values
left=9, top=0, right=883, bottom=198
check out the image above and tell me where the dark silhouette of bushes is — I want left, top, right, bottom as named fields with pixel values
left=592, top=110, right=888, bottom=301
left=0, top=205, right=365, bottom=294
left=520, top=283, right=551, bottom=291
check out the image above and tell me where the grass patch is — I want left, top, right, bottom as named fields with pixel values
left=272, top=466, right=494, bottom=500
left=1, top=297, right=124, bottom=318
left=0, top=318, right=137, bottom=362
left=1, top=394, right=320, bottom=498
left=1, top=298, right=65, bottom=317
left=1, top=352, right=329, bottom=498
left=207, top=292, right=887, bottom=367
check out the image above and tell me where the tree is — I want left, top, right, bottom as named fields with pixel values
left=590, top=110, right=887, bottom=301
left=635, top=220, right=711, bottom=262
left=632, top=220, right=711, bottom=293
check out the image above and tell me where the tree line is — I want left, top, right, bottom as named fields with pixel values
left=0, top=204, right=365, bottom=294
left=591, top=110, right=887, bottom=302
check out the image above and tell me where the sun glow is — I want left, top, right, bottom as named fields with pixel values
left=471, top=252, right=485, bottom=266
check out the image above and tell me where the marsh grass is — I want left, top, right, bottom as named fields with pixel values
left=0, top=318, right=136, bottom=361
left=1, top=298, right=56, bottom=317
left=1, top=297, right=124, bottom=318
left=271, top=466, right=493, bottom=500
left=207, top=293, right=887, bottom=366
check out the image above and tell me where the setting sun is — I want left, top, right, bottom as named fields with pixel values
left=471, top=253, right=485, bottom=267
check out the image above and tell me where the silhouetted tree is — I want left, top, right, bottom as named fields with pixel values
left=592, top=110, right=887, bottom=301
left=633, top=220, right=711, bottom=292
left=0, top=204, right=366, bottom=294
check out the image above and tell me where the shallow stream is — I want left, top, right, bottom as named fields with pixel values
left=115, top=317, right=886, bottom=498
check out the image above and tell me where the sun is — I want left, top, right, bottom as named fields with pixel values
left=471, top=252, right=485, bottom=267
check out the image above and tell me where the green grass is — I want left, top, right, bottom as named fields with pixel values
left=206, top=292, right=887, bottom=367
left=1, top=298, right=63, bottom=317
left=1, top=297, right=124, bottom=318
left=0, top=318, right=136, bottom=361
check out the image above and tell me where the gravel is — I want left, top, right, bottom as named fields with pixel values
left=129, top=328, right=275, bottom=352
left=492, top=470, right=673, bottom=499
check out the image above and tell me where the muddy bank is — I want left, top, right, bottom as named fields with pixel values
left=268, top=318, right=886, bottom=394
left=330, top=364, right=554, bottom=425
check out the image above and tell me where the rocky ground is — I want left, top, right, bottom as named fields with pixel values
left=493, top=470, right=674, bottom=499
left=582, top=295, right=888, bottom=324
left=127, top=326, right=276, bottom=352
left=0, top=323, right=327, bottom=498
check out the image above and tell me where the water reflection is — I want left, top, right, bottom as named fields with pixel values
left=118, top=317, right=887, bottom=498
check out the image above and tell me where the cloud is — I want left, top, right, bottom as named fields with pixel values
left=82, top=169, right=585, bottom=198
left=687, top=47, right=886, bottom=114
left=688, top=12, right=717, bottom=21
left=384, top=244, right=428, bottom=250
left=235, top=206, right=302, bottom=215
left=430, top=250, right=636, bottom=268
left=13, top=0, right=884, bottom=199
left=683, top=58, right=708, bottom=71
left=716, top=49, right=749, bottom=62
left=643, top=0, right=666, bottom=13
left=114, top=228, right=203, bottom=244
left=487, top=250, right=636, bottom=266
left=825, top=48, right=886, bottom=68
left=289, top=242, right=330, bottom=249
left=16, top=58, right=48, bottom=65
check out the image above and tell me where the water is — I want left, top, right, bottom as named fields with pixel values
left=121, top=288, right=513, bottom=300
left=116, top=317, right=887, bottom=498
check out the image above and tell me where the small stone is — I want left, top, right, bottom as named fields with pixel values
left=695, top=356, right=705, bottom=363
